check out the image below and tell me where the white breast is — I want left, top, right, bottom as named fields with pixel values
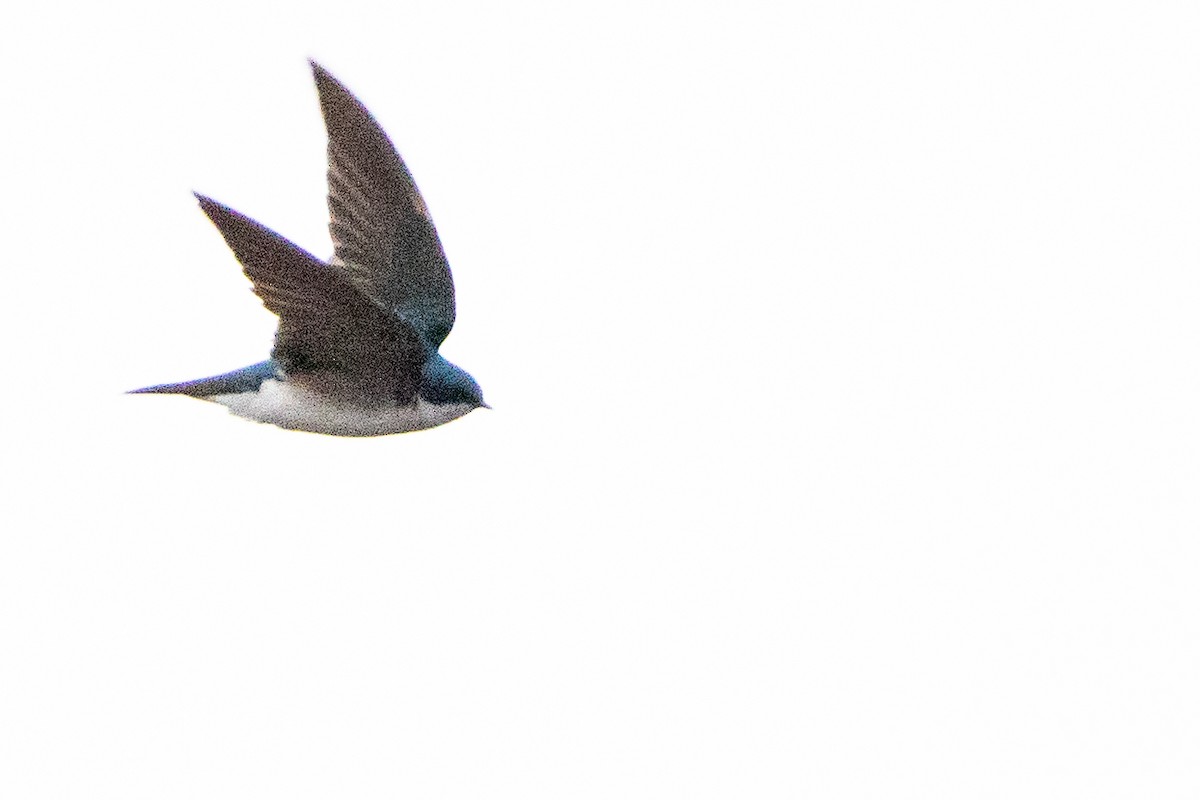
left=210, top=379, right=474, bottom=436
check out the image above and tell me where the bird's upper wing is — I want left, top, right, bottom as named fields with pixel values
left=311, top=61, right=457, bottom=348
left=196, top=194, right=428, bottom=404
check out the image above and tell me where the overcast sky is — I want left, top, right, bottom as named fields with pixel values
left=3, top=1, right=1199, bottom=797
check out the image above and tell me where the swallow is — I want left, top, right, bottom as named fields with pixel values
left=130, top=61, right=487, bottom=436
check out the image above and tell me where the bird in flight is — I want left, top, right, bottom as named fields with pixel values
left=130, top=61, right=487, bottom=436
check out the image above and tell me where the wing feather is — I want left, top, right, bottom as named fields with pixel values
left=312, top=61, right=457, bottom=347
left=195, top=194, right=427, bottom=404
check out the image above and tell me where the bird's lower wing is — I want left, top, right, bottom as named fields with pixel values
left=194, top=195, right=428, bottom=405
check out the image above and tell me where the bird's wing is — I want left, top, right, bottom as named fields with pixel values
left=311, top=61, right=457, bottom=348
left=195, top=194, right=428, bottom=404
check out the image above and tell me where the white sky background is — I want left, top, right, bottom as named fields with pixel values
left=2, top=0, right=1199, bottom=796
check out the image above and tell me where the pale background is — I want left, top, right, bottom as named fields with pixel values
left=2, top=1, right=1199, bottom=797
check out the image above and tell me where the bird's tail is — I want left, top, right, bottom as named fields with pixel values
left=127, top=360, right=278, bottom=397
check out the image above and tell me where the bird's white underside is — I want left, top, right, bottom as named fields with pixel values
left=210, top=379, right=475, bottom=436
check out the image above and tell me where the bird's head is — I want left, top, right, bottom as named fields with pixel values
left=419, top=354, right=488, bottom=410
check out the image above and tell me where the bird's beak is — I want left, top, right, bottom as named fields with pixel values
left=480, top=402, right=493, bottom=410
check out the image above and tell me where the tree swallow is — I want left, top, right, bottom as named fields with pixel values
left=130, top=62, right=487, bottom=436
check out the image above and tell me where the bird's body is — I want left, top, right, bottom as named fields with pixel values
left=130, top=62, right=486, bottom=436
left=213, top=376, right=476, bottom=438
left=134, top=358, right=478, bottom=436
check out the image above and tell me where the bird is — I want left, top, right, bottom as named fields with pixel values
left=129, top=61, right=487, bottom=436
